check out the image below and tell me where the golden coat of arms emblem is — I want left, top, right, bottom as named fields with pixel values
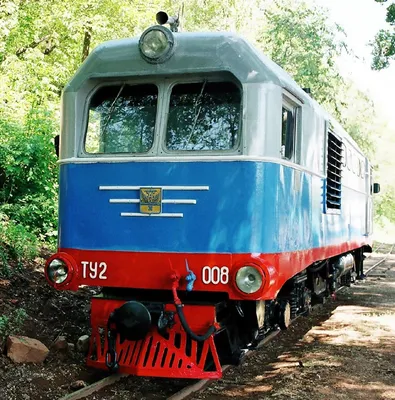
left=140, top=188, right=162, bottom=214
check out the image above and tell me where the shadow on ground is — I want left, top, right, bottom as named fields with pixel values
left=192, top=269, right=395, bottom=400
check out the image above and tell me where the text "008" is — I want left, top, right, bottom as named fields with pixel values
left=202, top=266, right=229, bottom=284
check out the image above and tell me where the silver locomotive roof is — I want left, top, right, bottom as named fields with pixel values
left=66, top=32, right=308, bottom=100
left=64, top=30, right=363, bottom=155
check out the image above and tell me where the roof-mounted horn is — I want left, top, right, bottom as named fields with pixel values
left=156, top=11, right=180, bottom=32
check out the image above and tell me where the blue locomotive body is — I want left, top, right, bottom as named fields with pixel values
left=59, top=160, right=368, bottom=254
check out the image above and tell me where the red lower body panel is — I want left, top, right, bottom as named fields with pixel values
left=56, top=240, right=372, bottom=299
left=87, top=298, right=222, bottom=379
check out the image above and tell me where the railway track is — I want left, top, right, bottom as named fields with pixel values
left=58, top=244, right=394, bottom=400
left=366, top=242, right=393, bottom=259
left=59, top=375, right=127, bottom=400
left=168, top=244, right=395, bottom=400
left=372, top=242, right=385, bottom=253
left=365, top=243, right=395, bottom=275
left=167, top=329, right=281, bottom=400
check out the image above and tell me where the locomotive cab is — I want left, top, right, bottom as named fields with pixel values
left=46, top=15, right=375, bottom=379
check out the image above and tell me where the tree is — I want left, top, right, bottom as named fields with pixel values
left=0, top=0, right=393, bottom=258
left=255, top=1, right=380, bottom=159
left=0, top=0, right=160, bottom=121
left=256, top=0, right=345, bottom=117
left=371, top=0, right=395, bottom=69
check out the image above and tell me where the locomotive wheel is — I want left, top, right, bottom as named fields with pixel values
left=278, top=300, right=291, bottom=330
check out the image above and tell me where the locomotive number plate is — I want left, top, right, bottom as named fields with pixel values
left=140, top=187, right=162, bottom=214
left=81, top=261, right=107, bottom=280
left=202, top=266, right=229, bottom=284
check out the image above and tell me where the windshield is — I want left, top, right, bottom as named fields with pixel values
left=84, top=80, right=241, bottom=155
left=85, top=84, right=158, bottom=154
left=166, top=81, right=241, bottom=151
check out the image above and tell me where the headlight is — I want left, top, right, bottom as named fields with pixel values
left=235, top=266, right=263, bottom=294
left=139, top=26, right=174, bottom=63
left=47, top=258, right=69, bottom=284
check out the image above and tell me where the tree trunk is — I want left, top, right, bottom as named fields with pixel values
left=81, top=27, right=92, bottom=62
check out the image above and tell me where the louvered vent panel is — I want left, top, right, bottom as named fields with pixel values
left=326, top=132, right=342, bottom=210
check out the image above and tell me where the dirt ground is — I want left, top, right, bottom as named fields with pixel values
left=0, top=256, right=105, bottom=400
left=0, top=257, right=189, bottom=400
left=1, top=252, right=395, bottom=400
left=191, top=253, right=395, bottom=400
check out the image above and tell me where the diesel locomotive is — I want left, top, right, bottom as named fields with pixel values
left=45, top=13, right=380, bottom=379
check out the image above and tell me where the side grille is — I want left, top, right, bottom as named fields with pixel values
left=326, top=132, right=343, bottom=210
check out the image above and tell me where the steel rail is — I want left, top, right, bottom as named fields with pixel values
left=365, top=243, right=394, bottom=275
left=168, top=302, right=338, bottom=400
left=167, top=307, right=327, bottom=400
left=58, top=374, right=127, bottom=400
left=365, top=242, right=385, bottom=259
left=167, top=329, right=281, bottom=400
left=372, top=243, right=385, bottom=253
left=166, top=250, right=395, bottom=400
left=56, top=331, right=281, bottom=400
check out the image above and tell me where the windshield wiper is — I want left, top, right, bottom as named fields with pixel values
left=101, top=84, right=126, bottom=139
left=187, top=80, right=207, bottom=147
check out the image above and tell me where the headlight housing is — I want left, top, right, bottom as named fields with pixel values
left=235, top=266, right=263, bottom=294
left=139, top=26, right=175, bottom=63
left=47, top=258, right=69, bottom=284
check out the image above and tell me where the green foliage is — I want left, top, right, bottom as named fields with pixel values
left=374, top=186, right=395, bottom=242
left=0, top=109, right=58, bottom=243
left=0, top=0, right=157, bottom=120
left=0, top=212, right=39, bottom=276
left=335, top=83, right=378, bottom=160
left=0, top=0, right=392, bottom=261
left=255, top=0, right=378, bottom=160
left=257, top=0, right=345, bottom=115
left=163, top=0, right=263, bottom=35
left=375, top=187, right=395, bottom=224
left=0, top=108, right=56, bottom=267
left=371, top=0, right=395, bottom=69
left=0, top=308, right=28, bottom=340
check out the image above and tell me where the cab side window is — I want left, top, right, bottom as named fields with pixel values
left=281, top=106, right=295, bottom=160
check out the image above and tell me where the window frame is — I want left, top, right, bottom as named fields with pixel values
left=281, top=92, right=302, bottom=163
left=80, top=79, right=164, bottom=158
left=79, top=74, right=243, bottom=158
left=159, top=75, right=243, bottom=156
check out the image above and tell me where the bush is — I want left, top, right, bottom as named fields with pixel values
left=0, top=308, right=28, bottom=342
left=0, top=108, right=58, bottom=255
left=0, top=212, right=39, bottom=276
